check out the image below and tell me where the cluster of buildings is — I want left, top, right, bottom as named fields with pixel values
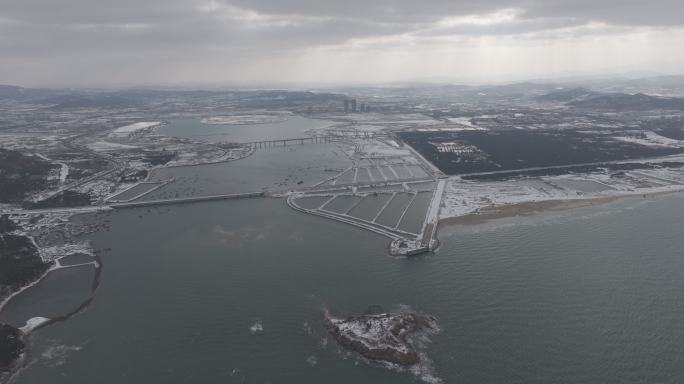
left=344, top=99, right=371, bottom=113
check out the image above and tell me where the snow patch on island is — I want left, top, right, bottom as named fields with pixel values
left=323, top=305, right=441, bottom=382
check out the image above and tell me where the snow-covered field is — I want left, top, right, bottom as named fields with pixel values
left=88, top=141, right=139, bottom=152
left=439, top=170, right=684, bottom=220
left=110, top=121, right=162, bottom=137
left=58, top=163, right=69, bottom=183
left=441, top=179, right=564, bottom=218
left=615, top=131, right=684, bottom=148
left=446, top=117, right=477, bottom=126
left=359, top=140, right=413, bottom=157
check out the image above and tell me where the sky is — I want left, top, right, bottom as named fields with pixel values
left=1, top=0, right=684, bottom=87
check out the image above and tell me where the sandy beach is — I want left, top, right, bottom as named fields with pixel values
left=439, top=189, right=684, bottom=227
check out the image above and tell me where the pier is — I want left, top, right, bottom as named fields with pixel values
left=418, top=178, right=446, bottom=250
left=287, top=178, right=445, bottom=256
left=105, top=178, right=175, bottom=203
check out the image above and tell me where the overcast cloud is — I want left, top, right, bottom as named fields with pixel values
left=1, top=0, right=683, bottom=86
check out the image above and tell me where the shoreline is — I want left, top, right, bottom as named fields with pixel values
left=0, top=255, right=102, bottom=384
left=438, top=189, right=684, bottom=227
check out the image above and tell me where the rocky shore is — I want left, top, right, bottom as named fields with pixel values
left=323, top=308, right=438, bottom=366
left=0, top=233, right=52, bottom=303
left=0, top=323, right=25, bottom=382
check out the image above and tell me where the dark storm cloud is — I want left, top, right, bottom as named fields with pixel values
left=3, top=0, right=682, bottom=41
left=0, top=1, right=409, bottom=54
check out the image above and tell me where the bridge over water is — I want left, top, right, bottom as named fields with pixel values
left=234, top=136, right=334, bottom=149
left=111, top=192, right=266, bottom=209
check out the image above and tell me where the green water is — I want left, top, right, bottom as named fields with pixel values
left=10, top=193, right=684, bottom=383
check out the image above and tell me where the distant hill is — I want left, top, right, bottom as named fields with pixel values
left=41, top=93, right=140, bottom=109
left=535, top=85, right=684, bottom=110
left=474, top=82, right=557, bottom=98
left=0, top=85, right=347, bottom=110
left=0, top=84, right=73, bottom=101
left=535, top=87, right=593, bottom=102
left=621, top=75, right=684, bottom=89
left=0, top=85, right=25, bottom=99
left=568, top=92, right=684, bottom=110
left=547, top=74, right=684, bottom=96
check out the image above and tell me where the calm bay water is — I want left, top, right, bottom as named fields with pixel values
left=12, top=193, right=684, bottom=384
left=144, top=143, right=351, bottom=199
left=159, top=116, right=334, bottom=143
left=144, top=116, right=351, bottom=198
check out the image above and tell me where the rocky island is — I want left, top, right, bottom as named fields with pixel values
left=323, top=307, right=438, bottom=366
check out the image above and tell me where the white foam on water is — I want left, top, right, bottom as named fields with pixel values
left=40, top=343, right=83, bottom=367
left=249, top=321, right=263, bottom=334
left=305, top=355, right=318, bottom=367
left=302, top=321, right=313, bottom=336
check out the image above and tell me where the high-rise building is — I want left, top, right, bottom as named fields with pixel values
left=344, top=100, right=350, bottom=113
left=351, top=99, right=357, bottom=113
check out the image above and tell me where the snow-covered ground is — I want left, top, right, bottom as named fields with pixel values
left=614, top=131, right=684, bottom=148
left=201, top=114, right=288, bottom=125
left=446, top=117, right=477, bottom=127
left=19, top=317, right=51, bottom=333
left=40, top=241, right=94, bottom=263
left=415, top=127, right=485, bottom=132
left=88, top=141, right=139, bottom=152
left=439, top=169, right=684, bottom=220
left=332, top=315, right=409, bottom=353
left=110, top=122, right=162, bottom=137
left=359, top=140, right=413, bottom=157
left=58, top=163, right=69, bottom=183
left=441, top=179, right=564, bottom=218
